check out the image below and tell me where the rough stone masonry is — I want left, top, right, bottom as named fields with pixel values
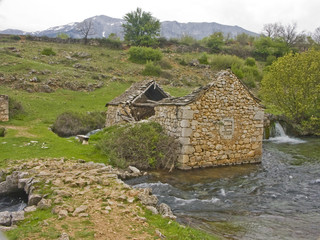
left=105, top=70, right=265, bottom=170
left=0, top=95, right=9, bottom=122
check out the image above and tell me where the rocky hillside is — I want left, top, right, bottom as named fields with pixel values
left=0, top=15, right=257, bottom=39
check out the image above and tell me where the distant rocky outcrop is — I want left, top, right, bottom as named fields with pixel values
left=0, top=15, right=257, bottom=40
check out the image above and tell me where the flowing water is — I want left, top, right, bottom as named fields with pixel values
left=0, top=191, right=28, bottom=212
left=127, top=123, right=320, bottom=239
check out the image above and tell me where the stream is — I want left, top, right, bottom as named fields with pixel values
left=127, top=124, right=320, bottom=239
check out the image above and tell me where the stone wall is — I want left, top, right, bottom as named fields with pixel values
left=0, top=95, right=9, bottom=122
left=105, top=105, right=130, bottom=127
left=154, top=72, right=264, bottom=169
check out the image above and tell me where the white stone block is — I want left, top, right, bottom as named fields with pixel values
left=179, top=137, right=190, bottom=145
left=180, top=120, right=190, bottom=128
left=178, top=155, right=189, bottom=164
left=181, top=145, right=195, bottom=154
left=181, top=128, right=193, bottom=137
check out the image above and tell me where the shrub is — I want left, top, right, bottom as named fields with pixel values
left=209, top=54, right=244, bottom=70
left=128, top=46, right=162, bottom=64
left=0, top=127, right=5, bottom=137
left=142, top=61, right=162, bottom=76
left=198, top=53, right=209, bottom=64
left=57, top=33, right=69, bottom=39
left=242, top=73, right=257, bottom=89
left=231, top=63, right=244, bottom=79
left=9, top=98, right=25, bottom=120
left=97, top=122, right=178, bottom=169
left=266, top=55, right=277, bottom=66
left=177, top=58, right=188, bottom=66
left=41, top=48, right=56, bottom=56
left=10, top=35, right=21, bottom=41
left=245, top=57, right=256, bottom=66
left=98, top=38, right=123, bottom=50
left=52, top=111, right=105, bottom=137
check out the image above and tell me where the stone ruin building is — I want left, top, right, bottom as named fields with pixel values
left=0, top=95, right=9, bottom=122
left=105, top=70, right=264, bottom=169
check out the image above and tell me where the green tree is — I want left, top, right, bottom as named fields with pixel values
left=253, top=36, right=289, bottom=60
left=260, top=49, right=320, bottom=135
left=236, top=33, right=254, bottom=46
left=57, top=33, right=69, bottom=39
left=203, top=32, right=225, bottom=53
left=122, top=8, right=160, bottom=46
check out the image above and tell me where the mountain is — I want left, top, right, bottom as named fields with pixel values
left=160, top=21, right=257, bottom=39
left=0, top=15, right=257, bottom=39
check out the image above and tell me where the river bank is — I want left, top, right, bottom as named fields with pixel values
left=128, top=136, right=320, bottom=239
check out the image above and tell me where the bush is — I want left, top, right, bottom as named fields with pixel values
left=128, top=46, right=162, bottom=64
left=242, top=73, right=257, bottom=88
left=0, top=127, right=5, bottom=137
left=57, top=33, right=69, bottom=39
left=10, top=35, right=21, bottom=41
left=9, top=98, right=25, bottom=120
left=142, top=61, right=162, bottom=76
left=98, top=38, right=123, bottom=50
left=41, top=48, right=56, bottom=56
left=209, top=54, right=244, bottom=70
left=266, top=55, right=277, bottom=66
left=97, top=122, right=178, bottom=169
left=198, top=53, right=209, bottom=64
left=245, top=57, right=256, bottom=66
left=52, top=111, right=105, bottom=137
left=177, top=58, right=188, bottom=66
left=231, top=63, right=244, bottom=79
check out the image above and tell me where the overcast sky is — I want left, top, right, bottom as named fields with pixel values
left=0, top=0, right=319, bottom=34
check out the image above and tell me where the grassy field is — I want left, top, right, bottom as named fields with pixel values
left=0, top=83, right=131, bottom=165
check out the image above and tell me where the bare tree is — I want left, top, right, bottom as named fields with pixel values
left=282, top=23, right=299, bottom=46
left=262, top=23, right=284, bottom=38
left=263, top=22, right=302, bottom=47
left=77, top=19, right=95, bottom=44
left=313, top=27, right=320, bottom=44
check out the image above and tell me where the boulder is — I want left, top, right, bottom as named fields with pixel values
left=28, top=194, right=42, bottom=206
left=72, top=205, right=88, bottom=216
left=158, top=203, right=176, bottom=220
left=59, top=232, right=70, bottom=240
left=24, top=206, right=37, bottom=213
left=128, top=166, right=141, bottom=175
left=58, top=210, right=69, bottom=218
left=0, top=211, right=11, bottom=226
left=11, top=211, right=25, bottom=225
left=138, top=188, right=158, bottom=206
left=37, top=198, right=52, bottom=210
left=146, top=206, right=158, bottom=215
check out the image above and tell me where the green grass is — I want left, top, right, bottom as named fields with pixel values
left=0, top=82, right=130, bottom=166
left=143, top=209, right=220, bottom=240
left=5, top=209, right=57, bottom=240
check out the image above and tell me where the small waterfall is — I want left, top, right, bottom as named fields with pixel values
left=268, top=122, right=306, bottom=144
left=274, top=122, right=286, bottom=137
